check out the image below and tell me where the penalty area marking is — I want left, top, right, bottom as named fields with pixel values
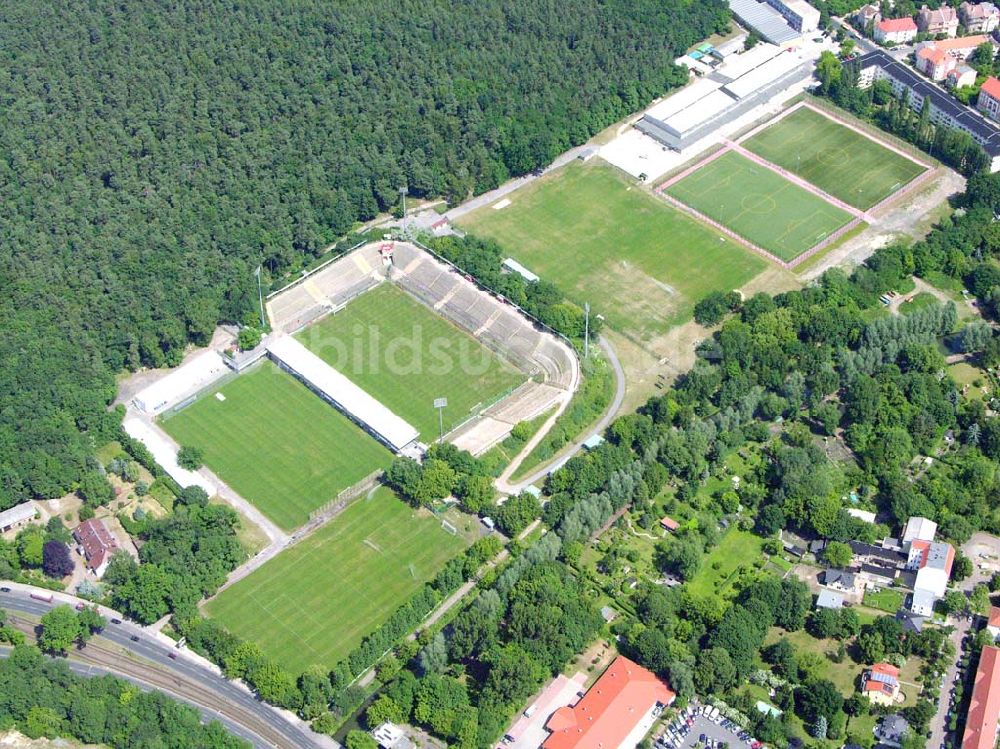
left=363, top=538, right=383, bottom=553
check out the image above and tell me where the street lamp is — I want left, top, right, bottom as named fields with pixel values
left=399, top=186, right=408, bottom=237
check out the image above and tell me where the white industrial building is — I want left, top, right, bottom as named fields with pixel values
left=133, top=350, right=229, bottom=415
left=266, top=336, right=420, bottom=452
left=635, top=43, right=811, bottom=151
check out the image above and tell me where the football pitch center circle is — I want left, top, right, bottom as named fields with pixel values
left=740, top=193, right=777, bottom=214
left=817, top=146, right=852, bottom=167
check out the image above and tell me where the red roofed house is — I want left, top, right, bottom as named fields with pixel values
left=964, top=645, right=1000, bottom=749
left=979, top=77, right=1000, bottom=121
left=916, top=45, right=956, bottom=80
left=659, top=516, right=679, bottom=533
left=862, top=662, right=901, bottom=706
left=73, top=518, right=120, bottom=578
left=988, top=606, right=1000, bottom=640
left=874, top=17, right=918, bottom=43
left=543, top=656, right=675, bottom=749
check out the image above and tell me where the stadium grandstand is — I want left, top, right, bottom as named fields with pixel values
left=266, top=335, right=420, bottom=452
left=262, top=241, right=579, bottom=454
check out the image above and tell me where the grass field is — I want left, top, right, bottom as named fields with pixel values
left=161, top=361, right=392, bottom=530
left=863, top=587, right=905, bottom=613
left=456, top=161, right=766, bottom=342
left=666, top=151, right=854, bottom=262
left=686, top=529, right=765, bottom=598
left=743, top=106, right=927, bottom=210
left=297, top=284, right=523, bottom=439
left=206, top=487, right=470, bottom=673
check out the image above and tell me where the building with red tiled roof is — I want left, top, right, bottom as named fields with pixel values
left=73, top=518, right=119, bottom=578
left=862, top=663, right=901, bottom=706
left=659, top=516, right=679, bottom=532
left=916, top=46, right=956, bottom=80
left=874, top=17, right=918, bottom=43
left=964, top=646, right=1000, bottom=749
left=987, top=606, right=1000, bottom=640
left=543, top=656, right=675, bottom=749
left=980, top=77, right=1000, bottom=122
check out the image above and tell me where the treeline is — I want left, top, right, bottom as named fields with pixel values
left=0, top=0, right=728, bottom=508
left=104, top=487, right=245, bottom=624
left=817, top=54, right=990, bottom=175
left=0, top=642, right=248, bottom=748
left=425, top=235, right=600, bottom=340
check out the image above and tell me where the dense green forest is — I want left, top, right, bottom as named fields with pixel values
left=0, top=640, right=248, bottom=748
left=0, top=0, right=729, bottom=507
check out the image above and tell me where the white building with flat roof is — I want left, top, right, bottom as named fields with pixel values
left=763, top=0, right=821, bottom=32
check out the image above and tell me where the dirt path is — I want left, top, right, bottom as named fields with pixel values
left=497, top=335, right=625, bottom=494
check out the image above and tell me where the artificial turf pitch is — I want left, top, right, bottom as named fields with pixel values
left=741, top=106, right=927, bottom=210
left=665, top=150, right=854, bottom=263
left=296, top=283, right=524, bottom=439
left=456, top=161, right=766, bottom=342
left=161, top=361, right=392, bottom=531
left=206, top=487, right=469, bottom=673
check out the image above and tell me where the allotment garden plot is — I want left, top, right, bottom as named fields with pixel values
left=161, top=360, right=391, bottom=531
left=741, top=104, right=928, bottom=210
left=663, top=150, right=855, bottom=264
left=205, top=487, right=470, bottom=674
left=296, top=283, right=524, bottom=439
left=456, top=160, right=766, bottom=343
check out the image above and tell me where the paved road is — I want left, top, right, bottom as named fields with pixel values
left=500, top=334, right=626, bottom=493
left=928, top=615, right=970, bottom=749
left=0, top=587, right=329, bottom=749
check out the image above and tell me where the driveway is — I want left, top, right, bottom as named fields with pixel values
left=962, top=532, right=1000, bottom=589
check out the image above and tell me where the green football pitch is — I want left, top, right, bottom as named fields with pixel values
left=665, top=150, right=855, bottom=263
left=161, top=361, right=392, bottom=531
left=296, top=283, right=524, bottom=439
left=742, top=106, right=927, bottom=210
left=205, top=487, right=469, bottom=673
left=456, top=161, right=766, bottom=342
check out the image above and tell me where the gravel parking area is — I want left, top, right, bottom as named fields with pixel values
left=657, top=704, right=761, bottom=749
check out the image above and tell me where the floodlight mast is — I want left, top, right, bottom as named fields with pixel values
left=399, top=186, right=408, bottom=237
left=434, top=397, right=448, bottom=442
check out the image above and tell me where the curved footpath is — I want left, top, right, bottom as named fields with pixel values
left=497, top=334, right=626, bottom=494
left=0, top=583, right=332, bottom=749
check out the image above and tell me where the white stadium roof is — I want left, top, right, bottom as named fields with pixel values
left=723, top=49, right=802, bottom=99
left=266, top=336, right=419, bottom=451
left=133, top=350, right=228, bottom=415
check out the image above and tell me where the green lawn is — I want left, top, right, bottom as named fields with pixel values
left=456, top=161, right=766, bottom=342
left=161, top=361, right=392, bottom=530
left=686, top=528, right=765, bottom=598
left=899, top=291, right=939, bottom=316
left=742, top=106, right=927, bottom=210
left=863, top=587, right=905, bottom=613
left=296, top=284, right=523, bottom=439
left=666, top=151, right=854, bottom=263
left=206, top=487, right=470, bottom=673
left=764, top=628, right=861, bottom=697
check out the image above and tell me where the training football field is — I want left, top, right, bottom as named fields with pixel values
left=206, top=487, right=470, bottom=673
left=456, top=161, right=766, bottom=342
left=296, top=283, right=524, bottom=439
left=665, top=150, right=854, bottom=263
left=742, top=106, right=927, bottom=210
left=161, top=361, right=392, bottom=531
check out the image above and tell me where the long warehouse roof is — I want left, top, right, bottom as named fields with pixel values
left=267, top=335, right=419, bottom=451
